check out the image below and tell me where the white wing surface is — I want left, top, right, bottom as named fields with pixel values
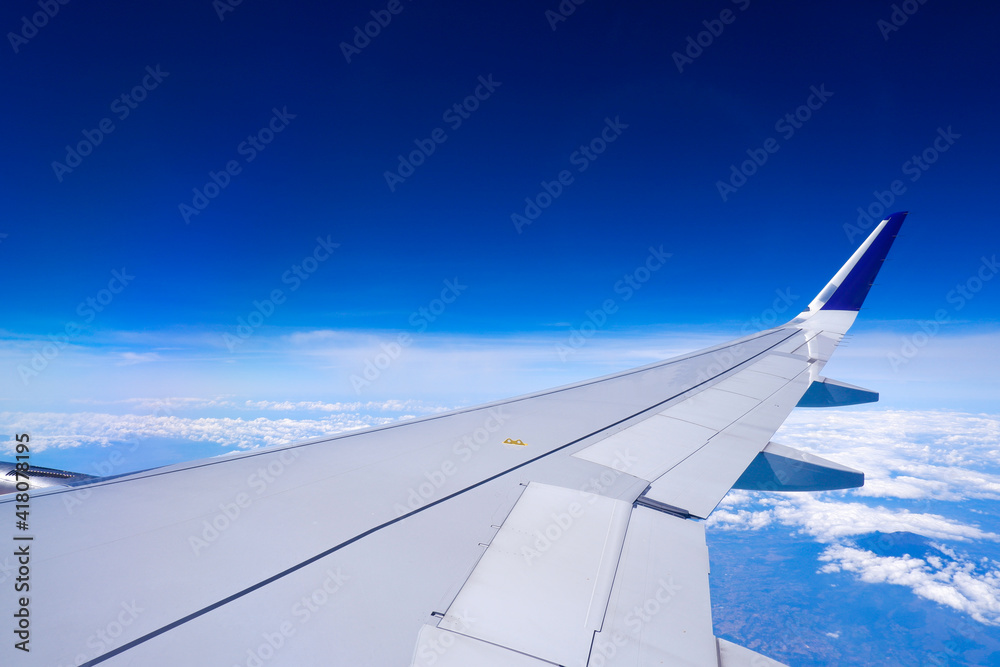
left=0, top=212, right=907, bottom=666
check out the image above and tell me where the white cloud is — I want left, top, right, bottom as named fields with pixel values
left=778, top=497, right=997, bottom=543
left=707, top=496, right=998, bottom=543
left=709, top=408, right=1000, bottom=627
left=0, top=410, right=400, bottom=453
left=819, top=545, right=1000, bottom=625
left=66, top=396, right=448, bottom=415
left=3, top=325, right=998, bottom=414
left=70, top=396, right=239, bottom=411
left=774, top=410, right=1000, bottom=501
left=241, top=399, right=448, bottom=413
left=708, top=508, right=774, bottom=530
left=116, top=351, right=161, bottom=365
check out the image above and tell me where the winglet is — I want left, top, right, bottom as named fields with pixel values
left=802, top=211, right=907, bottom=314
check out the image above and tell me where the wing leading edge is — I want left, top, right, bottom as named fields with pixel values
left=0, top=213, right=907, bottom=666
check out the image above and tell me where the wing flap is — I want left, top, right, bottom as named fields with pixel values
left=589, top=506, right=716, bottom=666
left=717, top=637, right=788, bottom=666
left=643, top=364, right=813, bottom=518
left=411, top=626, right=554, bottom=667
left=570, top=351, right=814, bottom=519
left=658, top=387, right=761, bottom=431
left=573, top=415, right=715, bottom=480
left=437, top=482, right=631, bottom=667
left=713, top=369, right=792, bottom=399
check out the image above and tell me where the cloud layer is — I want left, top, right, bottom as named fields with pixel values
left=4, top=326, right=998, bottom=414
left=708, top=409, right=1000, bottom=626
left=0, top=409, right=403, bottom=452
left=818, top=543, right=1000, bottom=625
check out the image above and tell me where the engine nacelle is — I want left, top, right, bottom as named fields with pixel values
left=0, top=461, right=96, bottom=495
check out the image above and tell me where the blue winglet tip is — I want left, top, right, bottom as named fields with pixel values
left=821, top=211, right=908, bottom=311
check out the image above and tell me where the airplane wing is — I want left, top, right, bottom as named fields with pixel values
left=0, top=212, right=907, bottom=666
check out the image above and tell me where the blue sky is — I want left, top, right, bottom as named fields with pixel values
left=3, top=0, right=998, bottom=335
left=0, top=0, right=997, bottom=437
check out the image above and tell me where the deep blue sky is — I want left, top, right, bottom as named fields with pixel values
left=2, top=0, right=998, bottom=399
